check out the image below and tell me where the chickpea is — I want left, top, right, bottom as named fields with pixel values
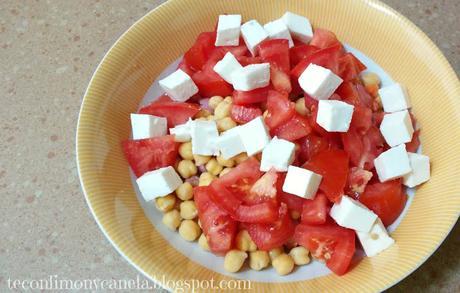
left=295, top=97, right=308, bottom=116
left=162, top=210, right=181, bottom=231
left=224, top=96, right=233, bottom=103
left=216, top=155, right=235, bottom=168
left=206, top=115, right=216, bottom=121
left=176, top=182, right=193, bottom=201
left=219, top=167, right=234, bottom=177
left=193, top=154, right=211, bottom=166
left=289, top=246, right=310, bottom=266
left=290, top=210, right=300, bottom=220
left=196, top=109, right=211, bottom=118
left=177, top=160, right=197, bottom=179
left=272, top=254, right=295, bottom=276
left=198, top=233, right=210, bottom=251
left=199, top=172, right=216, bottom=186
left=205, top=158, right=223, bottom=176
left=361, top=72, right=381, bottom=87
left=214, top=101, right=232, bottom=119
left=178, top=220, right=201, bottom=241
left=235, top=230, right=257, bottom=252
left=180, top=200, right=198, bottom=220
left=269, top=247, right=284, bottom=261
left=234, top=153, right=249, bottom=164
left=155, top=194, right=176, bottom=213
left=209, top=96, right=224, bottom=109
left=216, top=117, right=237, bottom=132
left=224, top=250, right=247, bottom=273
left=249, top=251, right=270, bottom=271
left=178, top=142, right=193, bottom=160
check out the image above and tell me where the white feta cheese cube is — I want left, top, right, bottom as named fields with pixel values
left=216, top=126, right=246, bottom=160
left=374, top=144, right=412, bottom=182
left=169, top=119, right=192, bottom=142
left=190, top=120, right=219, bottom=156
left=241, top=20, right=268, bottom=56
left=378, top=83, right=411, bottom=113
left=281, top=11, right=313, bottom=43
left=299, top=64, right=343, bottom=100
left=330, top=195, right=378, bottom=233
left=260, top=137, right=295, bottom=172
left=136, top=166, right=182, bottom=202
left=231, top=63, right=270, bottom=91
left=213, top=52, right=243, bottom=84
left=380, top=110, right=414, bottom=147
left=403, top=152, right=430, bottom=188
left=159, top=69, right=198, bottom=102
left=263, top=19, right=294, bottom=48
left=282, top=166, right=322, bottom=199
left=316, top=100, right=354, bottom=132
left=356, top=218, right=394, bottom=257
left=238, top=116, right=271, bottom=156
left=215, top=14, right=242, bottom=46
left=130, top=113, right=167, bottom=140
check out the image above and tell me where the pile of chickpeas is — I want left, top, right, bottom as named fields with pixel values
left=154, top=72, right=385, bottom=274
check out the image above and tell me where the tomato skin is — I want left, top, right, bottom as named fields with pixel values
left=301, top=193, right=329, bottom=224
left=138, top=99, right=201, bottom=128
left=294, top=222, right=355, bottom=276
left=192, top=68, right=233, bottom=98
left=264, top=90, right=295, bottom=129
left=271, top=113, right=312, bottom=142
left=359, top=179, right=407, bottom=226
left=303, top=149, right=349, bottom=203
left=247, top=203, right=295, bottom=251
left=337, top=53, right=366, bottom=81
left=183, top=32, right=216, bottom=71
left=194, top=186, right=237, bottom=254
left=310, top=28, right=342, bottom=49
left=230, top=104, right=262, bottom=124
left=289, top=44, right=320, bottom=67
left=122, top=135, right=179, bottom=177
left=233, top=86, right=270, bottom=105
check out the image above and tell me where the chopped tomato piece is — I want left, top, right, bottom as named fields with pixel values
left=177, top=58, right=195, bottom=76
left=279, top=191, right=306, bottom=214
left=235, top=201, right=279, bottom=223
left=264, top=90, right=295, bottom=129
left=337, top=53, right=366, bottom=81
left=247, top=203, right=295, bottom=251
left=341, top=126, right=384, bottom=170
left=258, top=39, right=290, bottom=73
left=359, top=179, right=407, bottom=226
left=406, top=129, right=420, bottom=152
left=301, top=193, right=329, bottom=224
left=350, top=106, right=372, bottom=135
left=138, top=99, right=200, bottom=128
left=346, top=167, right=373, bottom=198
left=122, top=136, right=179, bottom=177
left=233, top=86, right=270, bottom=105
left=303, top=149, right=349, bottom=203
left=230, top=104, right=263, bottom=124
left=192, top=66, right=233, bottom=98
left=194, top=186, right=237, bottom=254
left=270, top=66, right=292, bottom=93
left=249, top=169, right=279, bottom=203
left=183, top=32, right=216, bottom=71
left=298, top=134, right=330, bottom=163
left=272, top=113, right=311, bottom=142
left=310, top=28, right=342, bottom=49
left=294, top=222, right=355, bottom=276
left=236, top=55, right=263, bottom=66
left=289, top=44, right=320, bottom=67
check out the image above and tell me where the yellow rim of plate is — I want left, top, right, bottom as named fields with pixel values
left=77, top=0, right=460, bottom=291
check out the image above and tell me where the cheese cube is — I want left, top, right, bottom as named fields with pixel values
left=136, top=166, right=182, bottom=202
left=231, top=63, right=270, bottom=91
left=130, top=113, right=167, bottom=140
left=169, top=119, right=192, bottom=142
left=216, top=126, right=246, bottom=159
left=190, top=120, right=219, bottom=156
left=299, top=64, right=343, bottom=100
left=282, top=166, right=322, bottom=199
left=374, top=144, right=412, bottom=182
left=379, top=83, right=411, bottom=113
left=281, top=11, right=313, bottom=43
left=159, top=69, right=198, bottom=102
left=356, top=218, right=394, bottom=257
left=403, top=152, right=430, bottom=188
left=213, top=52, right=243, bottom=84
left=316, top=100, right=354, bottom=132
left=215, top=14, right=242, bottom=47
left=238, top=116, right=271, bottom=156
left=241, top=20, right=268, bottom=56
left=380, top=110, right=414, bottom=147
left=260, top=137, right=295, bottom=172
left=263, top=19, right=294, bottom=48
left=330, top=196, right=378, bottom=233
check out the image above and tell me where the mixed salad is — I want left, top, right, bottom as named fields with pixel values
left=122, top=12, right=431, bottom=276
